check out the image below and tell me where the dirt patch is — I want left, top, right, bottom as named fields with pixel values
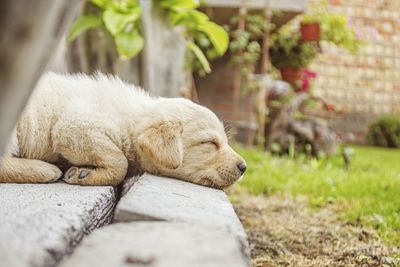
left=231, top=191, right=399, bottom=267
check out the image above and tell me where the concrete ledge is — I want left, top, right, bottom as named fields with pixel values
left=0, top=175, right=250, bottom=267
left=59, top=222, right=249, bottom=267
left=0, top=183, right=116, bottom=267
left=114, top=174, right=250, bottom=260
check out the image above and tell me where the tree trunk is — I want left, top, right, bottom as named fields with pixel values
left=0, top=0, right=82, bottom=156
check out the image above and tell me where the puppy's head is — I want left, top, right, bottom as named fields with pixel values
left=136, top=99, right=246, bottom=189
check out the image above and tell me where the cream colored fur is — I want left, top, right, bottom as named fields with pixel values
left=0, top=72, right=246, bottom=188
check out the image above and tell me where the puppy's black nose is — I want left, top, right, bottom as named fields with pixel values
left=237, top=162, right=247, bottom=174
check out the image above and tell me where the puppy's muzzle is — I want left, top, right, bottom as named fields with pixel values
left=237, top=162, right=247, bottom=175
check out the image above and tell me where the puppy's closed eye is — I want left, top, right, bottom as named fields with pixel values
left=200, top=140, right=219, bottom=149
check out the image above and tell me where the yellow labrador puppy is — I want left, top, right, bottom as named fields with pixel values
left=0, top=73, right=246, bottom=188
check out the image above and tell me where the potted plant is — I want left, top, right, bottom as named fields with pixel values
left=300, top=17, right=321, bottom=42
left=300, top=0, right=326, bottom=42
left=319, top=13, right=361, bottom=52
left=330, top=0, right=342, bottom=6
left=269, top=29, right=317, bottom=85
left=301, top=0, right=361, bottom=51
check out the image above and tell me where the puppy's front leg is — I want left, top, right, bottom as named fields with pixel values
left=63, top=147, right=127, bottom=186
left=56, top=133, right=128, bottom=186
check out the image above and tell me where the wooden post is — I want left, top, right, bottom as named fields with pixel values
left=0, top=0, right=82, bottom=156
left=232, top=2, right=247, bottom=135
left=257, top=0, right=272, bottom=147
left=261, top=0, right=272, bottom=74
left=139, top=0, right=186, bottom=97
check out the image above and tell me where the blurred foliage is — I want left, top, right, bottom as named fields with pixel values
left=68, top=0, right=143, bottom=58
left=302, top=0, right=361, bottom=52
left=227, top=14, right=274, bottom=93
left=160, top=0, right=228, bottom=75
left=234, top=144, right=400, bottom=246
left=368, top=116, right=400, bottom=148
left=268, top=0, right=362, bottom=71
left=68, top=0, right=228, bottom=73
left=269, top=27, right=318, bottom=69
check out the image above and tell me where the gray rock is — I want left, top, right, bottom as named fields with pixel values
left=59, top=222, right=248, bottom=267
left=114, top=174, right=250, bottom=258
left=0, top=183, right=116, bottom=267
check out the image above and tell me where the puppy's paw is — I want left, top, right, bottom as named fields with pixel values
left=46, top=165, right=63, bottom=183
left=63, top=167, right=91, bottom=184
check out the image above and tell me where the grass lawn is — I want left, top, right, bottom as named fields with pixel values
left=234, top=145, right=400, bottom=246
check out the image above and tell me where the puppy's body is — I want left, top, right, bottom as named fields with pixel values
left=1, top=73, right=246, bottom=188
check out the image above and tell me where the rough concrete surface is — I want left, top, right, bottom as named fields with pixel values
left=114, top=174, right=250, bottom=258
left=0, top=183, right=116, bottom=267
left=59, top=222, right=248, bottom=267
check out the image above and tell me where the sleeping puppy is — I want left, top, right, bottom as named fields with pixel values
left=0, top=72, right=246, bottom=189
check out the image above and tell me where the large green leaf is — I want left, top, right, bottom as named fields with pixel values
left=67, top=15, right=101, bottom=42
left=169, top=9, right=208, bottom=27
left=160, top=0, right=199, bottom=10
left=115, top=29, right=144, bottom=58
left=91, top=0, right=110, bottom=9
left=187, top=41, right=211, bottom=73
left=103, top=7, right=140, bottom=36
left=198, top=21, right=229, bottom=55
left=113, top=0, right=140, bottom=14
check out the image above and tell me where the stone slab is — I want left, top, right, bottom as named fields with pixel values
left=0, top=183, right=116, bottom=267
left=114, top=174, right=249, bottom=257
left=59, top=222, right=248, bottom=267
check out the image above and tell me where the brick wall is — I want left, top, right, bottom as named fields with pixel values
left=195, top=55, right=258, bottom=145
left=310, top=0, right=400, bottom=143
left=196, top=1, right=400, bottom=145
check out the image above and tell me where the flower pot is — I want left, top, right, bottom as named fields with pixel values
left=280, top=67, right=303, bottom=85
left=300, top=23, right=321, bottom=42
left=330, top=0, right=342, bottom=5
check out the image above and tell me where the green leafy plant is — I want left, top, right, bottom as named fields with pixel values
left=68, top=0, right=229, bottom=74
left=68, top=0, right=143, bottom=58
left=302, top=0, right=361, bottom=52
left=367, top=116, right=400, bottom=148
left=227, top=14, right=273, bottom=93
left=159, top=0, right=229, bottom=75
left=269, top=28, right=317, bottom=70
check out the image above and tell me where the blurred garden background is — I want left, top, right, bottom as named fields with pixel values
left=43, top=0, right=400, bottom=265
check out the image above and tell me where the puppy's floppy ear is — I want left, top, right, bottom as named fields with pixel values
left=137, top=120, right=183, bottom=169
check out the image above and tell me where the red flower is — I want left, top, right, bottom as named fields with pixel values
left=296, top=69, right=317, bottom=93
left=303, top=69, right=317, bottom=79
left=299, top=79, right=310, bottom=92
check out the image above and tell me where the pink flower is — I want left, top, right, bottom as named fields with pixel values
left=355, top=29, right=363, bottom=39
left=346, top=18, right=353, bottom=28
left=300, top=79, right=310, bottom=92
left=303, top=69, right=317, bottom=79
left=296, top=69, right=318, bottom=93
left=367, top=27, right=379, bottom=39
